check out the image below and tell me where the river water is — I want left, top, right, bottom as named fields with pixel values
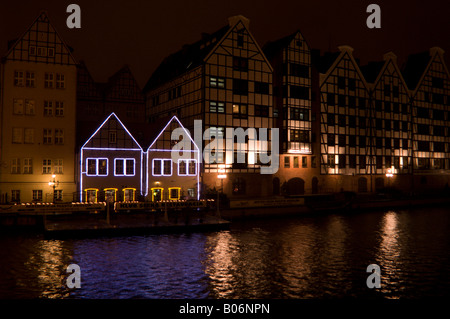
left=0, top=205, right=449, bottom=299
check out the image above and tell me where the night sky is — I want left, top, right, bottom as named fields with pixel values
left=1, top=0, right=449, bottom=88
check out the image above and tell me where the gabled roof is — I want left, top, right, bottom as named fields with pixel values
left=147, top=115, right=199, bottom=152
left=82, top=113, right=143, bottom=150
left=143, top=25, right=229, bottom=92
left=3, top=11, right=76, bottom=65
left=263, top=30, right=310, bottom=61
left=104, top=65, right=145, bottom=102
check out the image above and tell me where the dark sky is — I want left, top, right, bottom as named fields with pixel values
left=1, top=0, right=449, bottom=88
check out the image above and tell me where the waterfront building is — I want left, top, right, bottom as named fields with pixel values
left=144, top=15, right=275, bottom=198
left=263, top=30, right=321, bottom=195
left=146, top=115, right=201, bottom=201
left=0, top=11, right=77, bottom=203
left=80, top=113, right=144, bottom=202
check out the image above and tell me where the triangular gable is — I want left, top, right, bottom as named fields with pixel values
left=372, top=53, right=410, bottom=97
left=82, top=113, right=142, bottom=150
left=204, top=17, right=273, bottom=72
left=4, top=11, right=76, bottom=65
left=319, top=46, right=370, bottom=92
left=413, top=47, right=450, bottom=98
left=147, top=116, right=199, bottom=152
left=77, top=61, right=103, bottom=99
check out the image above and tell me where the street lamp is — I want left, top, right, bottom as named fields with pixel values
left=48, top=174, right=59, bottom=203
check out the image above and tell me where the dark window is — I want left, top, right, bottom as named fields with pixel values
left=393, top=103, right=400, bottom=113
left=327, top=93, right=335, bottom=106
left=348, top=116, right=356, bottom=128
left=376, top=119, right=383, bottom=130
left=237, top=35, right=244, bottom=47
left=338, top=134, right=346, bottom=147
left=290, top=85, right=309, bottom=100
left=434, top=142, right=445, bottom=152
left=385, top=138, right=391, bottom=149
left=384, top=84, right=391, bottom=97
left=349, top=155, right=357, bottom=168
left=290, top=108, right=309, bottom=121
left=338, top=115, right=346, bottom=127
left=233, top=79, right=248, bottom=95
left=418, top=124, right=429, bottom=135
left=393, top=86, right=399, bottom=98
left=433, top=93, right=444, bottom=104
left=290, top=129, right=309, bottom=143
left=432, top=77, right=444, bottom=89
left=393, top=121, right=400, bottom=131
left=233, top=57, right=248, bottom=71
left=359, top=136, right=366, bottom=148
left=254, top=105, right=269, bottom=117
left=433, top=126, right=445, bottom=136
left=376, top=156, right=383, bottom=169
left=402, top=121, right=409, bottom=132
left=348, top=78, right=356, bottom=91
left=433, top=109, right=445, bottom=119
left=348, top=96, right=356, bottom=108
left=349, top=135, right=356, bottom=147
left=384, top=119, right=391, bottom=130
left=376, top=137, right=383, bottom=148
left=327, top=133, right=335, bottom=146
left=359, top=155, right=366, bottom=169
left=290, top=63, right=309, bottom=78
left=393, top=138, right=400, bottom=149
left=402, top=104, right=409, bottom=114
left=254, top=81, right=269, bottom=94
left=338, top=77, right=346, bottom=89
left=402, top=139, right=409, bottom=149
left=418, top=141, right=430, bottom=151
left=327, top=113, right=335, bottom=125
left=338, top=154, right=346, bottom=168
left=384, top=102, right=391, bottom=113
left=358, top=97, right=366, bottom=109
left=338, top=95, right=346, bottom=107
left=375, top=100, right=382, bottom=112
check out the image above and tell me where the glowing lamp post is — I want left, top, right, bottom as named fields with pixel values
left=48, top=174, right=59, bottom=203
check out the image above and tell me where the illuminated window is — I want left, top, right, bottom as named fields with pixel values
left=284, top=156, right=290, bottom=168
left=25, top=99, right=35, bottom=115
left=210, top=77, right=225, bottom=88
left=232, top=103, right=247, bottom=118
left=293, top=156, right=299, bottom=168
left=104, top=188, right=117, bottom=202
left=86, top=158, right=108, bottom=176
left=123, top=188, right=135, bottom=201
left=13, top=99, right=24, bottom=115
left=114, top=158, right=135, bottom=176
left=302, top=156, right=307, bottom=168
left=209, top=101, right=225, bottom=113
left=42, top=159, right=52, bottom=174
left=153, top=159, right=172, bottom=176
left=85, top=189, right=98, bottom=202
left=54, top=159, right=63, bottom=174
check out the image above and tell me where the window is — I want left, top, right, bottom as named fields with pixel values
left=418, top=141, right=430, bottom=152
left=86, top=158, right=108, bottom=176
left=209, top=101, right=225, bottom=113
left=360, top=155, right=366, bottom=169
left=232, top=178, right=246, bottom=195
left=376, top=156, right=383, bottom=169
left=55, top=129, right=64, bottom=144
left=338, top=115, right=346, bottom=127
left=32, top=190, right=43, bottom=201
left=232, top=104, right=247, bottom=118
left=337, top=77, right=346, bottom=89
left=434, top=142, right=445, bottom=152
left=349, top=135, right=356, bottom=147
left=254, top=105, right=269, bottom=117
left=327, top=93, right=335, bottom=106
left=109, top=131, right=117, bottom=144
left=432, top=77, right=444, bottom=89
left=210, top=77, right=225, bottom=88
left=169, top=188, right=181, bottom=200
left=44, top=72, right=54, bottom=88
left=237, top=34, right=244, bottom=47
left=11, top=190, right=20, bottom=202
left=44, top=101, right=53, bottom=116
left=293, top=156, right=299, bottom=168
left=24, top=128, right=34, bottom=144
left=12, top=128, right=23, bottom=143
left=233, top=57, right=248, bottom=71
left=14, top=71, right=24, bottom=86
left=29, top=46, right=36, bottom=56
left=290, top=129, right=309, bottom=143
left=254, top=81, right=269, bottom=94
left=327, top=113, right=335, bottom=126
left=233, top=79, right=248, bottom=95
left=11, top=158, right=20, bottom=174
left=42, top=159, right=52, bottom=174
left=208, top=127, right=224, bottom=139
left=178, top=159, right=197, bottom=175
left=23, top=158, right=33, bottom=174
left=358, top=97, right=366, bottom=109
left=168, top=86, right=181, bottom=100
left=327, top=133, right=335, bottom=146
left=311, top=156, right=317, bottom=168
left=338, top=134, right=346, bottom=147
left=13, top=99, right=24, bottom=115
left=54, top=190, right=63, bottom=201
left=25, top=99, right=35, bottom=115
left=359, top=136, right=366, bottom=148
left=290, top=108, right=309, bottom=121
left=338, top=95, right=346, bottom=107
left=384, top=84, right=391, bottom=97
left=417, top=107, right=429, bottom=119
left=302, top=156, right=307, bottom=168
left=43, top=129, right=52, bottom=144
left=114, top=158, right=135, bottom=176
left=349, top=155, right=357, bottom=168
left=348, top=116, right=356, bottom=128
left=54, top=159, right=63, bottom=174
left=348, top=78, right=356, bottom=91
left=284, top=156, right=290, bottom=168
left=26, top=71, right=35, bottom=87
left=178, top=160, right=187, bottom=175
left=290, top=63, right=309, bottom=78
left=290, top=85, right=309, bottom=100
left=418, top=124, right=429, bottom=135
left=433, top=126, right=445, bottom=137
left=153, top=159, right=172, bottom=176
left=338, top=155, right=346, bottom=169
left=393, top=86, right=399, bottom=98
left=376, top=137, right=383, bottom=149
left=55, top=101, right=64, bottom=116
left=56, top=73, right=65, bottom=89
left=37, top=47, right=47, bottom=56
left=48, top=47, right=55, bottom=57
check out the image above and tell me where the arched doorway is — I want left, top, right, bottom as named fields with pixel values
left=287, top=178, right=305, bottom=195
left=358, top=177, right=367, bottom=193
left=312, top=177, right=319, bottom=194
left=272, top=177, right=280, bottom=195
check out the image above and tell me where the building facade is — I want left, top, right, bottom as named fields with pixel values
left=0, top=12, right=77, bottom=203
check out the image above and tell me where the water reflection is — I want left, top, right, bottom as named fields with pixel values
left=376, top=211, right=403, bottom=298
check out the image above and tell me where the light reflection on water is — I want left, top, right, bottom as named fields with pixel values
left=0, top=206, right=449, bottom=299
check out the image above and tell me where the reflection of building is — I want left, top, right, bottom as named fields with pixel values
left=0, top=11, right=77, bottom=203
left=144, top=15, right=274, bottom=198
left=80, top=113, right=144, bottom=202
